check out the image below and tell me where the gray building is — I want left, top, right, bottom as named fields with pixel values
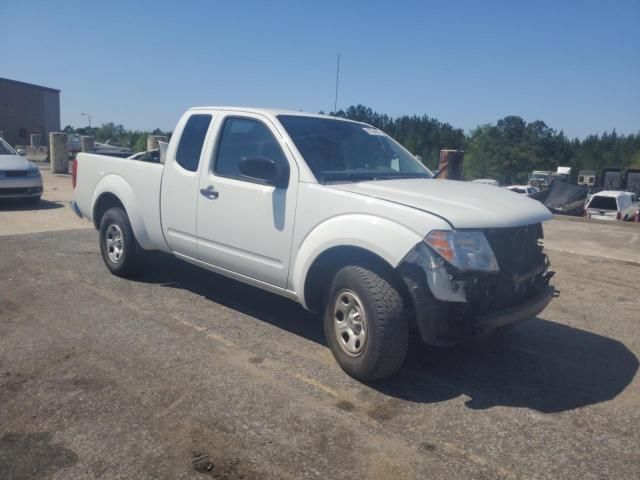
left=0, top=77, right=60, bottom=147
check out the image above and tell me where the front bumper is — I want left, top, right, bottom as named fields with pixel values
left=472, top=285, right=554, bottom=336
left=399, top=242, right=556, bottom=345
left=0, top=175, right=43, bottom=198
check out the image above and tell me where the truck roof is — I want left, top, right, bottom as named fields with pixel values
left=592, top=190, right=633, bottom=198
left=187, top=106, right=362, bottom=122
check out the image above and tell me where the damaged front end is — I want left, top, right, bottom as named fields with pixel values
left=398, top=224, right=555, bottom=346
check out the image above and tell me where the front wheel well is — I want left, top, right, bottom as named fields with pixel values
left=92, top=193, right=125, bottom=229
left=303, top=246, right=411, bottom=313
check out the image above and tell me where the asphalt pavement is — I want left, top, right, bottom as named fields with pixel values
left=0, top=178, right=639, bottom=479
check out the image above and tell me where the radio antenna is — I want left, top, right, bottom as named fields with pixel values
left=333, top=54, right=340, bottom=113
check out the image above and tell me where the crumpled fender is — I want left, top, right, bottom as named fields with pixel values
left=399, top=242, right=467, bottom=303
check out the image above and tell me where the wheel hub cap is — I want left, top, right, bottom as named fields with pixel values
left=105, top=224, right=124, bottom=263
left=333, top=289, right=367, bottom=357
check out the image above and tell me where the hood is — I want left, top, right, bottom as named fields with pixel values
left=0, top=154, right=32, bottom=171
left=329, top=178, right=553, bottom=229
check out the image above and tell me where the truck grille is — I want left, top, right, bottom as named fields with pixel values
left=0, top=170, right=28, bottom=177
left=484, top=223, right=545, bottom=275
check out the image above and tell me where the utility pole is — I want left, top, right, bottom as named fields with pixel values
left=333, top=54, right=340, bottom=114
left=81, top=113, right=92, bottom=128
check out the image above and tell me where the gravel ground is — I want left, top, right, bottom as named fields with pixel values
left=0, top=166, right=89, bottom=237
left=0, top=222, right=638, bottom=479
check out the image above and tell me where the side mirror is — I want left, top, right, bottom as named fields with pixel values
left=239, top=156, right=289, bottom=188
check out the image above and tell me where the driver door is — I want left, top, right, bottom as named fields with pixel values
left=196, top=113, right=298, bottom=288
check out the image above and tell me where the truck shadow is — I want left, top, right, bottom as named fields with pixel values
left=138, top=251, right=325, bottom=344
left=374, top=323, right=638, bottom=413
left=137, top=252, right=638, bottom=414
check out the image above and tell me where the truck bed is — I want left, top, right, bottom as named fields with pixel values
left=74, top=153, right=168, bottom=251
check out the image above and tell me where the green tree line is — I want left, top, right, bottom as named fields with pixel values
left=332, top=105, right=640, bottom=185
left=65, top=106, right=640, bottom=186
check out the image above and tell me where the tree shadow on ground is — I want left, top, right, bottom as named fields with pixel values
left=136, top=251, right=638, bottom=414
left=0, top=432, right=78, bottom=480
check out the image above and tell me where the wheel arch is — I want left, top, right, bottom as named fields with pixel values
left=92, top=192, right=125, bottom=229
left=90, top=174, right=154, bottom=249
left=291, top=214, right=424, bottom=310
left=304, top=245, right=414, bottom=313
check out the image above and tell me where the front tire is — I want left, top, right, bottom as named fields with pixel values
left=99, top=207, right=142, bottom=277
left=324, top=265, right=408, bottom=381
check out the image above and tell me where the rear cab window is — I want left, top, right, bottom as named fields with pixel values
left=175, top=114, right=212, bottom=172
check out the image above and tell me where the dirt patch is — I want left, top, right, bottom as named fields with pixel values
left=419, top=442, right=436, bottom=452
left=335, top=399, right=355, bottom=412
left=366, top=400, right=400, bottom=421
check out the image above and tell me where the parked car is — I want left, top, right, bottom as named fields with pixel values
left=507, top=185, right=538, bottom=195
left=0, top=137, right=43, bottom=204
left=621, top=201, right=640, bottom=222
left=584, top=191, right=634, bottom=221
left=72, top=107, right=555, bottom=381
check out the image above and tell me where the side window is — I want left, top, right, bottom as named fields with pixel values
left=215, top=117, right=287, bottom=180
left=175, top=114, right=212, bottom=172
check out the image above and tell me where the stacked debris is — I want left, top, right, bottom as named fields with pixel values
left=531, top=180, right=589, bottom=215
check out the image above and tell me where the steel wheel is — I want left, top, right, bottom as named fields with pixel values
left=333, top=289, right=367, bottom=357
left=105, top=224, right=124, bottom=263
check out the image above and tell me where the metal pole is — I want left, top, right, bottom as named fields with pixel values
left=81, top=113, right=92, bottom=128
left=333, top=54, right=340, bottom=113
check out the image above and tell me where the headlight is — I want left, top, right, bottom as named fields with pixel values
left=425, top=230, right=498, bottom=272
left=27, top=164, right=41, bottom=177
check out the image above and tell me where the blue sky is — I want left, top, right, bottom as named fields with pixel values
left=1, top=0, right=638, bottom=138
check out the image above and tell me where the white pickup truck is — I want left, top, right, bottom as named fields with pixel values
left=72, top=107, right=555, bottom=381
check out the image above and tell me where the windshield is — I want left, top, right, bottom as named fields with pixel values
left=277, top=115, right=432, bottom=183
left=0, top=138, right=17, bottom=155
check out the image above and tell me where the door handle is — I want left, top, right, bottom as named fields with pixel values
left=200, top=186, right=219, bottom=199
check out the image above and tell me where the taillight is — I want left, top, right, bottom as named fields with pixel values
left=72, top=159, right=78, bottom=189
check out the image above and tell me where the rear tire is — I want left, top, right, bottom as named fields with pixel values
left=99, top=207, right=142, bottom=277
left=323, top=265, right=408, bottom=381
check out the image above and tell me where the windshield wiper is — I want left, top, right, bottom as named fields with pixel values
left=320, top=171, right=430, bottom=183
left=377, top=173, right=430, bottom=180
left=320, top=171, right=380, bottom=183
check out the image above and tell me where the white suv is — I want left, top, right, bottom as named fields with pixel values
left=585, top=191, right=634, bottom=220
